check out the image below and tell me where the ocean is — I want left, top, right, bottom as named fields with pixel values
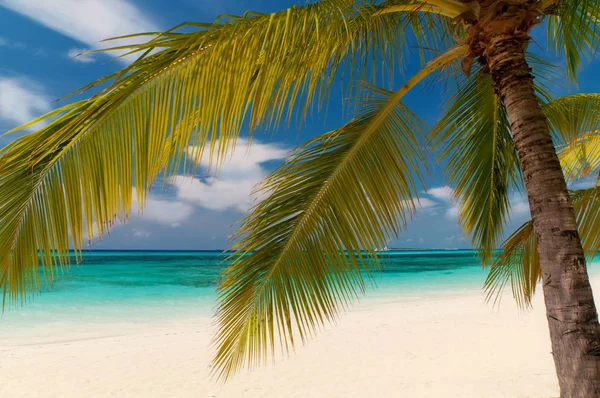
left=2, top=250, right=593, bottom=333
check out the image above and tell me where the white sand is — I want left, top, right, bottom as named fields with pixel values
left=4, top=278, right=597, bottom=398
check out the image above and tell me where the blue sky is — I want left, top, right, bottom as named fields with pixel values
left=1, top=0, right=599, bottom=250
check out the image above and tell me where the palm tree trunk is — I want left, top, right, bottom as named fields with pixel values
left=486, top=37, right=600, bottom=396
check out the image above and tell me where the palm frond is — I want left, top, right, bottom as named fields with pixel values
left=213, top=46, right=466, bottom=380
left=215, top=92, right=423, bottom=378
left=571, top=186, right=600, bottom=259
left=484, top=186, right=600, bottom=308
left=484, top=220, right=539, bottom=308
left=525, top=52, right=563, bottom=103
left=545, top=0, right=600, bottom=80
left=544, top=94, right=600, bottom=181
left=0, top=0, right=457, bottom=307
left=0, top=99, right=132, bottom=305
left=430, top=54, right=558, bottom=265
left=430, top=71, right=520, bottom=264
left=485, top=90, right=600, bottom=307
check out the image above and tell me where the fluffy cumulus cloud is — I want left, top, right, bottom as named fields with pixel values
left=0, top=0, right=159, bottom=63
left=174, top=176, right=261, bottom=212
left=427, top=186, right=460, bottom=219
left=445, top=205, right=460, bottom=220
left=131, top=188, right=194, bottom=226
left=67, top=48, right=95, bottom=63
left=0, top=76, right=52, bottom=131
left=115, top=139, right=289, bottom=226
left=427, top=186, right=454, bottom=203
left=411, top=197, right=440, bottom=216
left=415, top=197, right=439, bottom=208
left=174, top=141, right=289, bottom=212
left=421, top=186, right=531, bottom=222
left=419, top=186, right=460, bottom=219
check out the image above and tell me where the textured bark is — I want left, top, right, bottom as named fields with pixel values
left=486, top=37, right=600, bottom=396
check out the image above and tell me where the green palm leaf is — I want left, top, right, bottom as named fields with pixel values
left=545, top=0, right=600, bottom=80
left=0, top=99, right=158, bottom=305
left=213, top=46, right=466, bottom=379
left=484, top=93, right=600, bottom=307
left=430, top=72, right=520, bottom=264
left=216, top=92, right=423, bottom=379
left=0, top=0, right=457, bottom=306
left=484, top=186, right=600, bottom=308
left=572, top=186, right=600, bottom=258
left=544, top=94, right=600, bottom=181
left=430, top=55, right=557, bottom=264
left=484, top=220, right=539, bottom=308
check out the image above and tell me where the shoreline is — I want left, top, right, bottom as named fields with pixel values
left=1, top=277, right=588, bottom=397
left=0, top=277, right=487, bottom=345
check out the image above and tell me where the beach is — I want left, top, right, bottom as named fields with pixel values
left=2, top=277, right=583, bottom=397
left=1, top=251, right=594, bottom=397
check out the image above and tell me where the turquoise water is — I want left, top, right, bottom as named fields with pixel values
left=2, top=250, right=593, bottom=332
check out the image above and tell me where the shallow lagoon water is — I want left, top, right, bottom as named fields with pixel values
left=2, top=250, right=595, bottom=333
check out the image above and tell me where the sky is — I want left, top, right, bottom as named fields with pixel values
left=1, top=0, right=599, bottom=250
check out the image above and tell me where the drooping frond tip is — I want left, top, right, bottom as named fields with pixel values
left=213, top=86, right=427, bottom=380
left=213, top=45, right=468, bottom=380
left=545, top=0, right=600, bottom=81
left=431, top=70, right=520, bottom=265
left=484, top=221, right=539, bottom=308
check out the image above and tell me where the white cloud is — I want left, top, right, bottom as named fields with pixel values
left=187, top=140, right=289, bottom=179
left=173, top=141, right=289, bottom=212
left=424, top=186, right=530, bottom=222
left=441, top=193, right=529, bottom=221
left=67, top=48, right=95, bottom=63
left=509, top=195, right=530, bottom=218
left=0, top=37, right=6, bottom=46
left=174, top=176, right=261, bottom=212
left=1, top=0, right=160, bottom=63
left=427, top=186, right=455, bottom=202
left=131, top=188, right=194, bottom=225
left=445, top=205, right=460, bottom=220
left=403, top=197, right=440, bottom=216
left=422, top=186, right=460, bottom=219
left=132, top=228, right=151, bottom=238
left=0, top=76, right=52, bottom=131
left=415, top=197, right=439, bottom=209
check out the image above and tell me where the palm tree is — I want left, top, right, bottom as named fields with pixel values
left=1, top=0, right=600, bottom=395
